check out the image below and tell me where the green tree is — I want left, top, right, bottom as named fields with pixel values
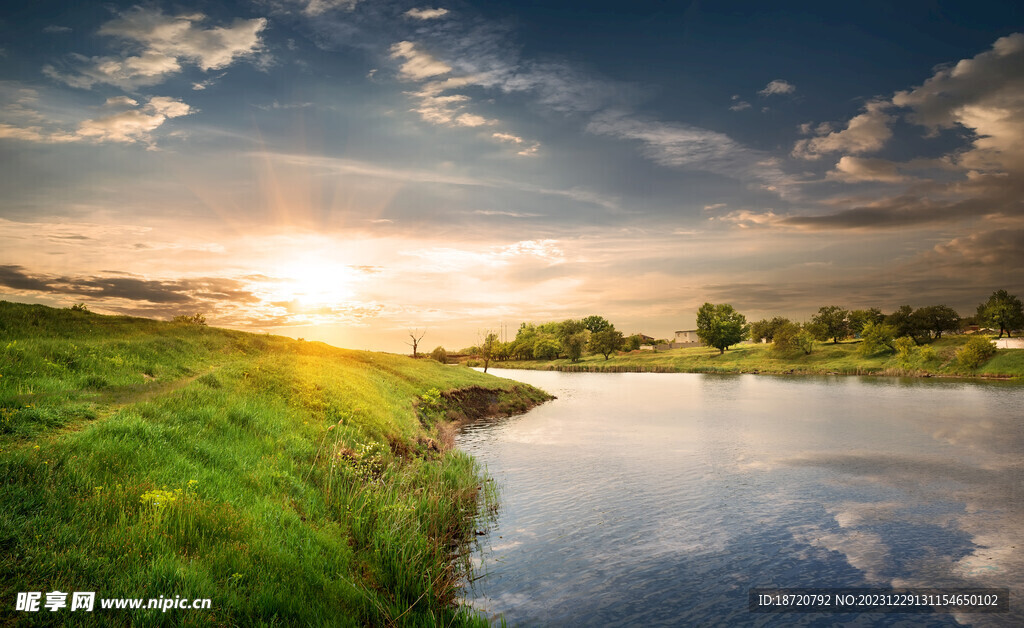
left=750, top=316, right=791, bottom=343
left=848, top=308, right=884, bottom=336
left=810, top=306, right=849, bottom=343
left=588, top=328, right=624, bottom=360
left=480, top=332, right=499, bottom=373
left=695, top=302, right=749, bottom=354
left=563, top=331, right=589, bottom=362
left=772, top=321, right=815, bottom=356
left=858, top=321, right=897, bottom=356
left=977, top=290, right=1024, bottom=338
left=913, top=305, right=961, bottom=340
left=581, top=315, right=613, bottom=334
left=886, top=305, right=927, bottom=345
left=532, top=337, right=560, bottom=360
left=429, top=346, right=448, bottom=363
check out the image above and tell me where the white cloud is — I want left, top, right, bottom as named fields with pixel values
left=729, top=100, right=751, bottom=111
left=389, top=40, right=452, bottom=80
left=405, top=8, right=449, bottom=20
left=299, top=0, right=360, bottom=16
left=792, top=100, right=893, bottom=159
left=42, top=25, right=72, bottom=34
left=892, top=32, right=1024, bottom=174
left=826, top=156, right=909, bottom=183
left=44, top=8, right=266, bottom=89
left=76, top=97, right=192, bottom=144
left=586, top=111, right=787, bottom=186
left=104, top=96, right=139, bottom=108
left=454, top=113, right=491, bottom=127
left=492, top=132, right=540, bottom=156
left=758, top=79, right=796, bottom=96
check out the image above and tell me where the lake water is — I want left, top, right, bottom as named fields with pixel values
left=457, top=370, right=1024, bottom=626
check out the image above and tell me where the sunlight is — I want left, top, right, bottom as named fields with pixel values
left=268, top=259, right=360, bottom=309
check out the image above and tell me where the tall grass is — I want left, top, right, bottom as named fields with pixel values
left=0, top=301, right=536, bottom=626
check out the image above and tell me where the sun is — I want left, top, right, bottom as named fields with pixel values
left=269, top=259, right=360, bottom=308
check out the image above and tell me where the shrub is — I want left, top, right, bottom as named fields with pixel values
left=429, top=346, right=448, bottom=363
left=893, top=336, right=917, bottom=366
left=70, top=303, right=89, bottom=312
left=955, top=336, right=996, bottom=370
left=172, top=313, right=207, bottom=326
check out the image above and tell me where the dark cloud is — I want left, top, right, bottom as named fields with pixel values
left=0, top=265, right=56, bottom=292
left=0, top=265, right=259, bottom=306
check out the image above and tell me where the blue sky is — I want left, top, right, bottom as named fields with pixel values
left=1, top=1, right=1022, bottom=350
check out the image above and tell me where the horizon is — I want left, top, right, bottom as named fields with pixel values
left=2, top=1, right=1023, bottom=352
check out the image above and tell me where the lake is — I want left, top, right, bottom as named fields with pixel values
left=457, top=370, right=1023, bottom=626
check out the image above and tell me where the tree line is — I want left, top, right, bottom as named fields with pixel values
left=433, top=289, right=1022, bottom=368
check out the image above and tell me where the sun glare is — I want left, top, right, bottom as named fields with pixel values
left=269, top=260, right=360, bottom=308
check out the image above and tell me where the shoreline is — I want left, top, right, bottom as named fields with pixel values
left=490, top=362, right=1024, bottom=381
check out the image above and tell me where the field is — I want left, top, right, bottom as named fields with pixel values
left=0, top=301, right=548, bottom=626
left=493, top=336, right=1023, bottom=379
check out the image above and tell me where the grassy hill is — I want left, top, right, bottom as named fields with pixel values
left=0, top=301, right=549, bottom=626
left=494, top=336, right=1024, bottom=379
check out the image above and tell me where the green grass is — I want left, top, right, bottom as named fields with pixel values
left=494, top=335, right=1024, bottom=379
left=0, top=301, right=548, bottom=626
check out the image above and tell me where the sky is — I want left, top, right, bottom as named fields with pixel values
left=1, top=1, right=1022, bottom=352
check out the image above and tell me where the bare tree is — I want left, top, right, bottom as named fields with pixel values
left=406, top=328, right=426, bottom=358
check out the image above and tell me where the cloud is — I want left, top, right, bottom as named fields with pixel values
left=782, top=33, right=1024, bottom=231
left=43, top=8, right=267, bottom=89
left=76, top=96, right=192, bottom=144
left=405, top=8, right=449, bottom=20
left=298, top=0, right=360, bottom=16
left=758, top=79, right=795, bottom=96
left=42, top=25, right=72, bottom=34
left=492, top=131, right=540, bottom=155
left=586, top=111, right=787, bottom=186
left=389, top=40, right=452, bottom=80
left=826, top=156, right=909, bottom=183
left=0, top=88, right=190, bottom=146
left=0, top=265, right=258, bottom=305
left=929, top=229, right=1024, bottom=269
left=792, top=100, right=893, bottom=159
left=729, top=100, right=751, bottom=111
left=892, top=32, right=1024, bottom=175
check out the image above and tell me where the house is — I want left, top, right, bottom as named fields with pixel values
left=672, top=330, right=702, bottom=348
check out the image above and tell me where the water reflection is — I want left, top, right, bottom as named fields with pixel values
left=459, top=370, right=1024, bottom=626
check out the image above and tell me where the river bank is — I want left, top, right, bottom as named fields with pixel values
left=0, top=301, right=549, bottom=626
left=488, top=337, right=1024, bottom=380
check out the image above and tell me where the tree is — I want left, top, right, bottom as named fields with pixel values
left=913, top=305, right=961, bottom=340
left=810, top=306, right=849, bottom=343
left=886, top=305, right=927, bottom=345
left=532, top=337, right=560, bottom=360
left=772, top=321, right=815, bottom=355
left=750, top=316, right=791, bottom=343
left=588, top=328, right=624, bottom=360
left=480, top=332, right=499, bottom=373
left=858, top=321, right=897, bottom=356
left=581, top=315, right=613, bottom=334
left=429, top=346, right=448, bottom=363
left=563, top=331, right=589, bottom=362
left=695, top=302, right=749, bottom=354
left=406, top=328, right=426, bottom=358
left=848, top=308, right=884, bottom=336
left=977, top=290, right=1024, bottom=338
